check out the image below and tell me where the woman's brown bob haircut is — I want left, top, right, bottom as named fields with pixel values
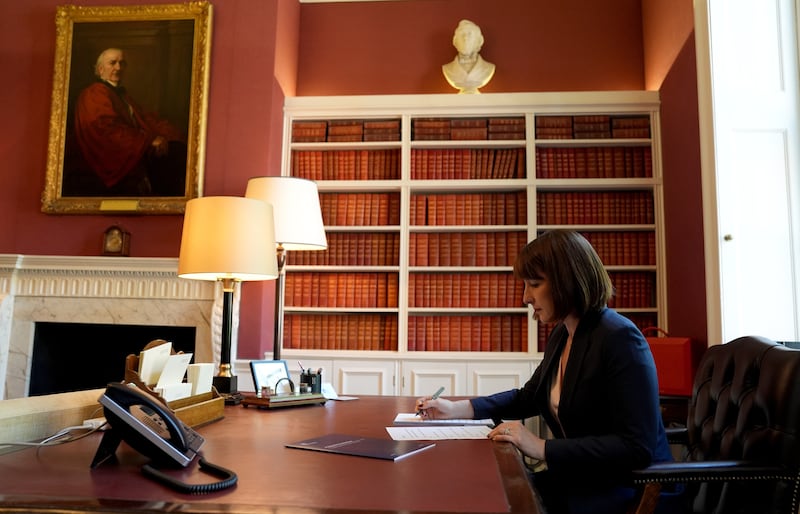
left=513, top=230, right=614, bottom=320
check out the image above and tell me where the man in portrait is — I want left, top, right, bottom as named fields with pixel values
left=65, top=47, right=188, bottom=197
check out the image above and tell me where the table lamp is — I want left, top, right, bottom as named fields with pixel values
left=245, top=176, right=327, bottom=360
left=178, top=196, right=278, bottom=404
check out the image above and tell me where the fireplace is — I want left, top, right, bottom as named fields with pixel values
left=0, top=254, right=235, bottom=400
left=29, top=322, right=196, bottom=396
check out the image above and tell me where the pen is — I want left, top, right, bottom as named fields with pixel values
left=416, top=386, right=445, bottom=416
left=298, top=361, right=305, bottom=374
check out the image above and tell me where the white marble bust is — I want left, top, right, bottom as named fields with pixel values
left=442, top=19, right=496, bottom=94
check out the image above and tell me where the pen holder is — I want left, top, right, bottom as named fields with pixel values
left=300, top=370, right=322, bottom=394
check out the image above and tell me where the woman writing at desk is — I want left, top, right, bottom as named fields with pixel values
left=416, top=230, right=673, bottom=514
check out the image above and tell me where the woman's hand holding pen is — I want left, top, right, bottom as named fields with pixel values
left=415, top=396, right=447, bottom=419
left=415, top=396, right=474, bottom=420
left=489, top=421, right=546, bottom=461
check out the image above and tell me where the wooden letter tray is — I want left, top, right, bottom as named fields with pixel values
left=123, top=340, right=225, bottom=427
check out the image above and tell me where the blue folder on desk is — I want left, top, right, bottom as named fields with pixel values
left=286, top=433, right=434, bottom=461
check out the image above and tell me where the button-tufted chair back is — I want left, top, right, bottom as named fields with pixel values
left=684, top=335, right=800, bottom=513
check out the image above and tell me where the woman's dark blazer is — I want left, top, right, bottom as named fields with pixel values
left=471, top=308, right=671, bottom=482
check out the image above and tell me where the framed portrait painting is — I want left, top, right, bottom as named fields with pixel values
left=41, top=2, right=212, bottom=215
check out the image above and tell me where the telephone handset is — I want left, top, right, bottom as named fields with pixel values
left=91, top=382, right=237, bottom=493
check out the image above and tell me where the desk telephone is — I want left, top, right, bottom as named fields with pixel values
left=91, top=382, right=237, bottom=494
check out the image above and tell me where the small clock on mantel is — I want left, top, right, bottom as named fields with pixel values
left=102, top=225, right=130, bottom=256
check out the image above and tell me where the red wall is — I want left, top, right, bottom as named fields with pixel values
left=297, top=0, right=645, bottom=95
left=658, top=34, right=707, bottom=344
left=0, top=0, right=286, bottom=258
left=0, top=0, right=706, bottom=358
left=641, top=0, right=707, bottom=345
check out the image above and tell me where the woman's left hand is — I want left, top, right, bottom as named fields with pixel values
left=489, top=421, right=546, bottom=461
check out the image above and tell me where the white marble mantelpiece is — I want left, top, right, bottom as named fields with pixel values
left=0, top=254, right=236, bottom=399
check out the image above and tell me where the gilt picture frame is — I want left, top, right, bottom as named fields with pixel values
left=42, top=2, right=212, bottom=215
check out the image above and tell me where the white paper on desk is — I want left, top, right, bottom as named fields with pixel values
left=321, top=382, right=358, bottom=401
left=386, top=425, right=492, bottom=441
left=393, top=413, right=494, bottom=426
left=138, top=342, right=173, bottom=385
left=156, top=353, right=193, bottom=389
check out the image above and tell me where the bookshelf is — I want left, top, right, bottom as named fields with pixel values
left=278, top=92, right=665, bottom=395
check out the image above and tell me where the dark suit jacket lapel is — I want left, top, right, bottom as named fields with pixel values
left=557, top=329, right=588, bottom=419
left=556, top=310, right=602, bottom=430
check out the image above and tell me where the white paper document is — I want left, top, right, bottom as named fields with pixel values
left=156, top=353, right=193, bottom=389
left=138, top=342, right=173, bottom=385
left=155, top=382, right=192, bottom=402
left=321, top=382, right=358, bottom=401
left=187, top=362, right=214, bottom=395
left=386, top=425, right=492, bottom=441
left=393, top=413, right=494, bottom=426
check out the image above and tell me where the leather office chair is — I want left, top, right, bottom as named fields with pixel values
left=629, top=335, right=800, bottom=514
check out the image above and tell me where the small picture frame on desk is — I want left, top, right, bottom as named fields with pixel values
left=250, top=360, right=292, bottom=396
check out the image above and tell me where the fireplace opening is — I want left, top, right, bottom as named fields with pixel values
left=30, top=322, right=196, bottom=396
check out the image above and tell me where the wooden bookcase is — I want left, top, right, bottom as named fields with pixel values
left=278, top=92, right=665, bottom=396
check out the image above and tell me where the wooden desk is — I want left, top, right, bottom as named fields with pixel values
left=0, top=395, right=542, bottom=513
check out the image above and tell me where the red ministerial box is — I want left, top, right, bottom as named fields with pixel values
left=645, top=331, right=706, bottom=397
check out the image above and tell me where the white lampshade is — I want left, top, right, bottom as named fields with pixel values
left=178, top=196, right=279, bottom=281
left=245, top=176, right=327, bottom=250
